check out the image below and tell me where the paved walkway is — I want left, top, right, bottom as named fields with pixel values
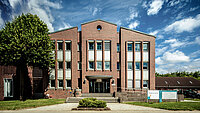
left=0, top=103, right=199, bottom=113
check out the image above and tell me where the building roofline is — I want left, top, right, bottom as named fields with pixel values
left=49, top=26, right=78, bottom=34
left=81, top=19, right=117, bottom=26
left=120, top=27, right=156, bottom=38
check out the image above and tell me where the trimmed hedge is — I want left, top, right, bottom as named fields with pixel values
left=78, top=98, right=107, bottom=108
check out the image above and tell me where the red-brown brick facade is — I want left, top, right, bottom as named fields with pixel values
left=0, top=20, right=155, bottom=100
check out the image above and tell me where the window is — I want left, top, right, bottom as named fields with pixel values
left=105, top=61, right=110, bottom=70
left=66, top=42, right=71, bottom=50
left=143, top=43, right=148, bottom=51
left=135, top=62, right=140, bottom=70
left=58, top=80, right=63, bottom=87
left=78, top=62, right=82, bottom=70
left=89, top=42, right=94, bottom=50
left=104, top=42, right=110, bottom=51
left=51, top=80, right=55, bottom=87
left=97, top=42, right=102, bottom=50
left=89, top=61, right=94, bottom=70
left=77, top=43, right=81, bottom=51
left=58, top=61, right=63, bottom=69
left=97, top=25, right=102, bottom=30
left=67, top=80, right=71, bottom=87
left=96, top=61, right=102, bottom=70
left=128, top=43, right=133, bottom=51
left=66, top=62, right=71, bottom=69
left=143, top=62, right=148, bottom=70
left=135, top=43, right=140, bottom=51
left=117, top=62, right=120, bottom=70
left=128, top=62, right=133, bottom=70
left=4, top=79, right=13, bottom=97
left=117, top=43, right=120, bottom=52
left=58, top=42, right=63, bottom=50
left=143, top=80, right=148, bottom=88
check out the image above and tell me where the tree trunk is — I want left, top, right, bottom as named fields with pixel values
left=16, top=64, right=28, bottom=101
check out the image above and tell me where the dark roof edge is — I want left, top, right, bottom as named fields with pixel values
left=49, top=26, right=78, bottom=34
left=120, top=27, right=156, bottom=38
left=81, top=19, right=117, bottom=26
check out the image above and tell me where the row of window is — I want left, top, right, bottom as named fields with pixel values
left=57, top=42, right=71, bottom=50
left=57, top=61, right=148, bottom=70
left=56, top=41, right=148, bottom=52
left=128, top=62, right=148, bottom=70
left=89, top=41, right=110, bottom=51
left=127, top=43, right=148, bottom=52
left=50, top=80, right=71, bottom=88
left=89, top=61, right=110, bottom=70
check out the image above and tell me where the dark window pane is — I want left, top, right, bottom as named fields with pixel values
left=58, top=42, right=63, bottom=50
left=97, top=42, right=102, bottom=50
left=128, top=62, right=133, bottom=70
left=143, top=62, right=148, bottom=70
left=51, top=80, right=55, bottom=87
left=59, top=61, right=63, bottom=69
left=117, top=62, right=120, bottom=70
left=89, top=62, right=94, bottom=69
left=117, top=43, right=120, bottom=52
left=135, top=62, right=140, bottom=70
left=135, top=43, right=140, bottom=51
left=66, top=42, right=71, bottom=50
left=143, top=43, right=148, bottom=51
left=67, top=80, right=71, bottom=87
left=128, top=43, right=133, bottom=51
left=59, top=80, right=63, bottom=87
left=89, top=42, right=94, bottom=50
left=105, top=42, right=110, bottom=51
left=66, top=62, right=71, bottom=69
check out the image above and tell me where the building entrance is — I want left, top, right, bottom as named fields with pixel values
left=89, top=79, right=110, bottom=93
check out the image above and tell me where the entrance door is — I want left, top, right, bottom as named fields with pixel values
left=89, top=79, right=110, bottom=93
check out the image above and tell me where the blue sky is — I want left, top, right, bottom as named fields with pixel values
left=0, top=0, right=200, bottom=74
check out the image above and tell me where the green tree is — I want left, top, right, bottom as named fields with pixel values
left=0, top=13, right=54, bottom=100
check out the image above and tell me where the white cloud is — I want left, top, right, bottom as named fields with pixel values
left=58, top=22, right=72, bottom=30
left=168, top=0, right=180, bottom=7
left=9, top=0, right=22, bottom=9
left=190, top=50, right=200, bottom=58
left=115, top=20, right=122, bottom=26
left=126, top=8, right=138, bottom=22
left=164, top=14, right=200, bottom=33
left=164, top=38, right=184, bottom=48
left=92, top=7, right=98, bottom=16
left=147, top=0, right=164, bottom=15
left=128, top=21, right=140, bottom=29
left=149, top=30, right=159, bottom=36
left=163, top=50, right=190, bottom=63
left=156, top=46, right=168, bottom=57
left=189, top=6, right=199, bottom=12
left=195, top=36, right=200, bottom=45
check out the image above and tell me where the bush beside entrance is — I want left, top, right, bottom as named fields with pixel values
left=78, top=98, right=107, bottom=108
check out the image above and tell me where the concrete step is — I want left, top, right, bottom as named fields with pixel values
left=81, top=93, right=113, bottom=97
left=66, top=97, right=119, bottom=103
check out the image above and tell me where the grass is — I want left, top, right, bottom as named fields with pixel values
left=184, top=98, right=200, bottom=101
left=125, top=102, right=200, bottom=111
left=0, top=99, right=65, bottom=110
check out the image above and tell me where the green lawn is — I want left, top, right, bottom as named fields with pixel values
left=0, top=99, right=65, bottom=110
left=125, top=102, right=200, bottom=111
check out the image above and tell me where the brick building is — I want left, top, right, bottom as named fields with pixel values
left=0, top=20, right=155, bottom=100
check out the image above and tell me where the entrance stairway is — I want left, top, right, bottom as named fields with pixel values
left=66, top=93, right=119, bottom=103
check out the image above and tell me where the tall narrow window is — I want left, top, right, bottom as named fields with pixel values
left=105, top=61, right=110, bottom=70
left=89, top=42, right=94, bottom=50
left=89, top=61, right=94, bottom=70
left=143, top=43, right=148, bottom=51
left=67, top=80, right=71, bottom=87
left=143, top=62, right=148, bottom=70
left=77, top=43, right=81, bottom=51
left=50, top=80, right=55, bottom=87
left=128, top=62, right=133, bottom=70
left=66, top=42, right=71, bottom=50
left=78, top=62, right=82, bottom=70
left=128, top=43, right=133, bottom=51
left=58, top=61, right=63, bottom=69
left=117, top=43, right=120, bottom=52
left=97, top=42, right=102, bottom=50
left=96, top=61, right=102, bottom=70
left=135, top=43, right=140, bottom=51
left=143, top=80, right=148, bottom=88
left=104, top=42, right=110, bottom=51
left=135, top=62, right=140, bottom=70
left=58, top=80, right=63, bottom=87
left=117, top=62, right=120, bottom=70
left=58, top=42, right=63, bottom=50
left=66, top=62, right=71, bottom=69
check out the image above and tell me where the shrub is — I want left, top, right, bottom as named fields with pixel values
left=78, top=98, right=107, bottom=108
